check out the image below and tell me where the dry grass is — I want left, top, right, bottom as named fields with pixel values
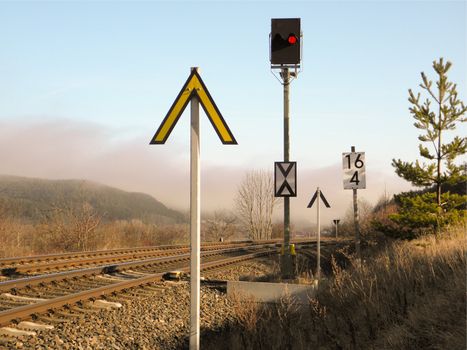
left=314, top=226, right=466, bottom=349
left=203, top=226, right=466, bottom=349
left=0, top=219, right=189, bottom=257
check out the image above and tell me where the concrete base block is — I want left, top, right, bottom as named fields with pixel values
left=0, top=327, right=36, bottom=337
left=17, top=321, right=54, bottom=331
left=227, top=280, right=316, bottom=304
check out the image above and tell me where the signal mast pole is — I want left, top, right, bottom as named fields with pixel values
left=270, top=18, right=301, bottom=280
left=281, top=67, right=293, bottom=278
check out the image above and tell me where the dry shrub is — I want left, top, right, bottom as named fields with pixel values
left=0, top=218, right=35, bottom=257
left=204, top=226, right=466, bottom=350
left=222, top=293, right=263, bottom=350
left=53, top=221, right=188, bottom=252
left=312, top=227, right=466, bottom=349
left=0, top=216, right=189, bottom=256
left=203, top=290, right=312, bottom=350
left=229, top=293, right=261, bottom=333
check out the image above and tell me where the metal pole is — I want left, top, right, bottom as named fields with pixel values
left=351, top=146, right=361, bottom=261
left=281, top=67, right=293, bottom=279
left=316, top=187, right=321, bottom=281
left=190, top=67, right=200, bottom=350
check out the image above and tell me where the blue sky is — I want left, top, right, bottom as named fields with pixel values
left=0, top=1, right=465, bottom=224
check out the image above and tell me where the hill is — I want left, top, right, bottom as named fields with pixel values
left=0, top=175, right=185, bottom=224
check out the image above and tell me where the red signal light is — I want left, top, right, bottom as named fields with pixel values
left=287, top=34, right=297, bottom=45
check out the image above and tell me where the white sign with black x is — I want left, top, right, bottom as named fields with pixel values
left=274, top=161, right=297, bottom=197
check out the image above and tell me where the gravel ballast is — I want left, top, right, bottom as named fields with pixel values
left=0, top=257, right=277, bottom=349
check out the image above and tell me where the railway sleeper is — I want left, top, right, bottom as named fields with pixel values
left=72, top=281, right=111, bottom=290
left=105, top=294, right=136, bottom=302
left=0, top=326, right=36, bottom=337
left=2, top=293, right=46, bottom=303
left=0, top=268, right=18, bottom=277
left=143, top=284, right=166, bottom=291
left=17, top=321, right=54, bottom=331
left=0, top=300, right=31, bottom=308
left=35, top=291, right=68, bottom=298
left=69, top=305, right=100, bottom=314
left=88, top=300, right=122, bottom=310
left=96, top=274, right=128, bottom=282
left=121, top=289, right=155, bottom=298
left=36, top=315, right=71, bottom=324
left=102, top=265, right=118, bottom=274
left=53, top=309, right=85, bottom=319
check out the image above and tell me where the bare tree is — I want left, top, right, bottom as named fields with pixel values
left=38, top=202, right=101, bottom=252
left=235, top=170, right=277, bottom=240
left=73, top=202, right=102, bottom=251
left=0, top=199, right=33, bottom=257
left=202, top=210, right=238, bottom=242
left=339, top=199, right=374, bottom=238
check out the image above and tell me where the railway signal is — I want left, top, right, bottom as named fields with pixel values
left=307, top=188, right=331, bottom=282
left=270, top=18, right=301, bottom=66
left=270, top=18, right=302, bottom=279
left=150, top=67, right=236, bottom=350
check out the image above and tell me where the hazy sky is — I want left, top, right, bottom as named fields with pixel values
left=0, top=1, right=465, bottom=225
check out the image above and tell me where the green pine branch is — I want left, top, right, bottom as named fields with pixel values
left=393, top=58, right=466, bottom=206
left=441, top=136, right=466, bottom=160
left=392, top=159, right=436, bottom=187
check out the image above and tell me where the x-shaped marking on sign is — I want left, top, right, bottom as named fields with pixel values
left=275, top=162, right=297, bottom=197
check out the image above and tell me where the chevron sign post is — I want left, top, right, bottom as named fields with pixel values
left=150, top=67, right=236, bottom=350
left=307, top=187, right=331, bottom=282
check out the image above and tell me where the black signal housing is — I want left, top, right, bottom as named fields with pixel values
left=270, top=18, right=301, bottom=66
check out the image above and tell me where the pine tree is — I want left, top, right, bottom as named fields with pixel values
left=392, top=58, right=466, bottom=207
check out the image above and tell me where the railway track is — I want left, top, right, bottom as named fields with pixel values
left=0, top=243, right=278, bottom=328
left=0, top=240, right=259, bottom=267
left=0, top=240, right=271, bottom=277
left=0, top=238, right=346, bottom=342
left=0, top=238, right=323, bottom=278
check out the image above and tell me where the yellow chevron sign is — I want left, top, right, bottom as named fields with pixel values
left=150, top=70, right=237, bottom=145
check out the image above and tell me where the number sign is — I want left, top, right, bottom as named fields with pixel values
left=342, top=152, right=366, bottom=189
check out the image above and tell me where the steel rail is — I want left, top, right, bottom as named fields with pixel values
left=0, top=241, right=257, bottom=266
left=0, top=238, right=321, bottom=267
left=0, top=244, right=276, bottom=292
left=0, top=243, right=257, bottom=276
left=0, top=250, right=272, bottom=327
left=0, top=239, right=323, bottom=276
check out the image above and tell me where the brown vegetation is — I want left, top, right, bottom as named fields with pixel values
left=235, top=170, right=277, bottom=240
left=0, top=176, right=193, bottom=257
left=0, top=206, right=189, bottom=257
left=203, top=227, right=466, bottom=349
left=202, top=210, right=239, bottom=242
